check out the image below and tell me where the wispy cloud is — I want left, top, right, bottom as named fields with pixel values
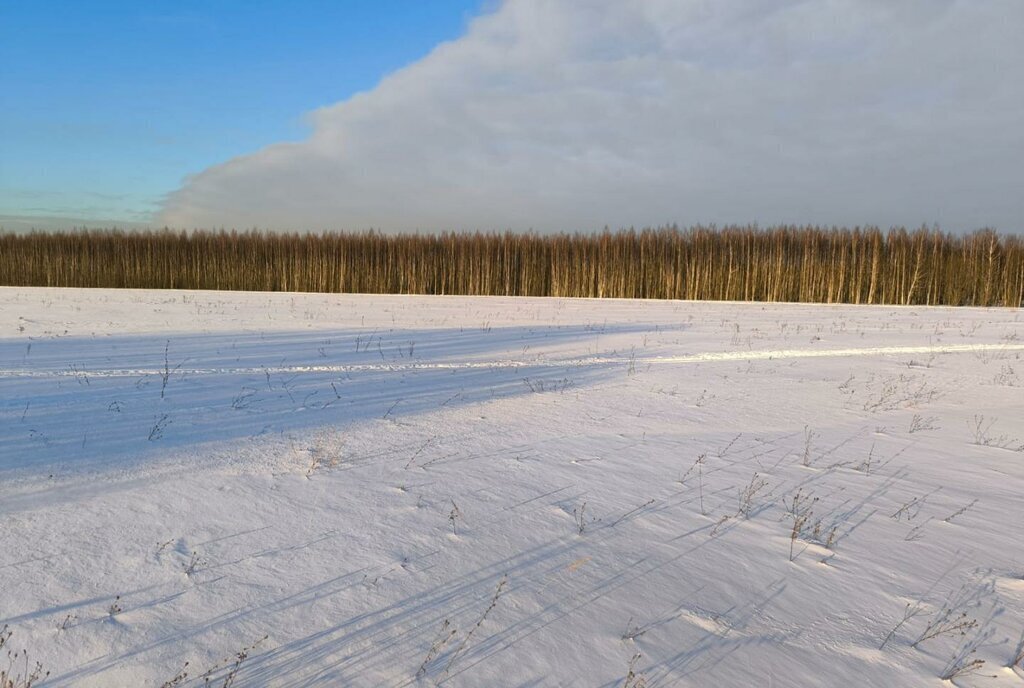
left=159, top=0, right=1024, bottom=233
left=0, top=187, right=158, bottom=229
left=0, top=214, right=152, bottom=233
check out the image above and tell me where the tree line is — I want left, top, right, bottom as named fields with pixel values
left=1, top=226, right=1021, bottom=306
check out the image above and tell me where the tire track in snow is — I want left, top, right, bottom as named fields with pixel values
left=0, top=342, right=1021, bottom=379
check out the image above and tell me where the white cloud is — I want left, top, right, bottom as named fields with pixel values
left=159, top=0, right=1024, bottom=233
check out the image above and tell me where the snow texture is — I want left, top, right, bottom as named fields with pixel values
left=1, top=287, right=1023, bottom=687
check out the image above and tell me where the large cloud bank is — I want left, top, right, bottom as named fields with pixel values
left=159, top=0, right=1024, bottom=233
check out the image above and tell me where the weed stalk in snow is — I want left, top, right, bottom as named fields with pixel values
left=912, top=609, right=978, bottom=649
left=159, top=663, right=190, bottom=688
left=622, top=651, right=648, bottom=688
left=736, top=472, right=769, bottom=518
left=0, top=625, right=49, bottom=688
left=879, top=602, right=925, bottom=650
left=416, top=619, right=456, bottom=678
left=1010, top=626, right=1024, bottom=669
left=443, top=576, right=507, bottom=676
left=574, top=501, right=588, bottom=535
left=448, top=499, right=462, bottom=535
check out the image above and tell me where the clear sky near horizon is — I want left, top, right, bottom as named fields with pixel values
left=2, top=1, right=1022, bottom=234
left=0, top=0, right=483, bottom=229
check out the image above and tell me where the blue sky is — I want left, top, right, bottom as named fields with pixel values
left=0, top=1, right=483, bottom=226
left=3, top=1, right=1022, bottom=233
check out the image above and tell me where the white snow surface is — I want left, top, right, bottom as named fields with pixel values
left=1, top=287, right=1023, bottom=687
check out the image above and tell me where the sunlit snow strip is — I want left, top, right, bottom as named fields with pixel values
left=645, top=342, right=1024, bottom=363
left=1, top=342, right=1022, bottom=379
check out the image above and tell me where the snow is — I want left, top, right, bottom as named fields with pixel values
left=1, top=286, right=1023, bottom=687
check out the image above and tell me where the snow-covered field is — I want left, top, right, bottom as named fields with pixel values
left=2, top=287, right=1023, bottom=687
